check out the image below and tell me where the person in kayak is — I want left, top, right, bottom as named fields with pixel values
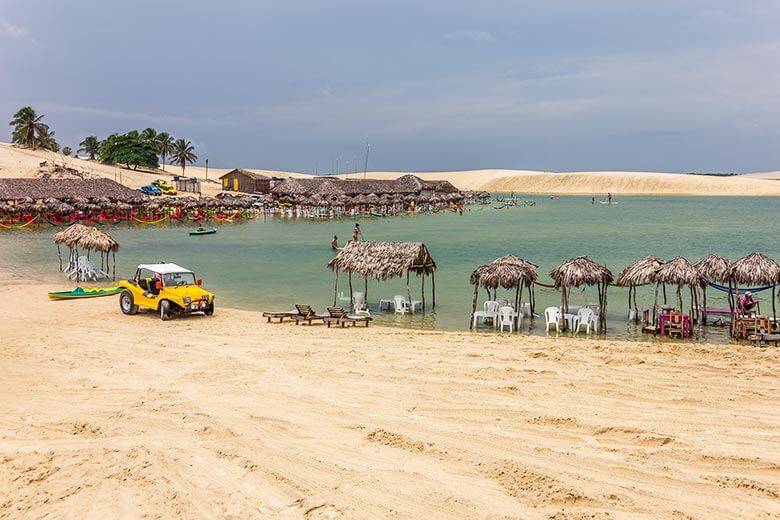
left=331, top=235, right=339, bottom=250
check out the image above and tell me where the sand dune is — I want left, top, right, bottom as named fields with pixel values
left=1, top=274, right=778, bottom=519
left=2, top=143, right=779, bottom=196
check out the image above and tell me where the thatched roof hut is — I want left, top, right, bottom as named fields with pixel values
left=693, top=254, right=731, bottom=322
left=550, top=256, right=612, bottom=332
left=0, top=178, right=145, bottom=203
left=728, top=252, right=779, bottom=325
left=327, top=241, right=437, bottom=311
left=653, top=257, right=703, bottom=318
left=53, top=223, right=120, bottom=279
left=616, top=256, right=664, bottom=322
left=469, top=255, right=539, bottom=329
left=729, top=252, right=780, bottom=285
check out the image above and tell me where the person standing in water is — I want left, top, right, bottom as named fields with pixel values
left=331, top=235, right=339, bottom=250
left=591, top=196, right=595, bottom=205
left=607, top=192, right=612, bottom=204
left=352, top=223, right=363, bottom=242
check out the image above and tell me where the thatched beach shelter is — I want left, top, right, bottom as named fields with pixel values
left=654, top=256, right=703, bottom=321
left=728, top=252, right=780, bottom=328
left=327, top=241, right=437, bottom=312
left=469, top=255, right=538, bottom=329
left=616, top=256, right=663, bottom=322
left=693, top=254, right=731, bottom=322
left=550, top=256, right=612, bottom=332
left=53, top=223, right=120, bottom=280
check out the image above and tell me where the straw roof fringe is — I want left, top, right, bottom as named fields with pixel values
left=0, top=178, right=146, bottom=203
left=616, top=256, right=664, bottom=287
left=470, top=255, right=538, bottom=289
left=53, top=223, right=119, bottom=253
left=693, top=254, right=731, bottom=284
left=327, top=241, right=436, bottom=280
left=654, top=256, right=703, bottom=286
left=550, top=256, right=613, bottom=288
left=729, top=252, right=780, bottom=285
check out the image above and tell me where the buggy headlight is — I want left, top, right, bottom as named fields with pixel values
left=184, top=297, right=192, bottom=304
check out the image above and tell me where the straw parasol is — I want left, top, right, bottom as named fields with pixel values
left=693, top=254, right=731, bottom=322
left=728, top=252, right=780, bottom=326
left=53, top=223, right=120, bottom=280
left=327, top=241, right=437, bottom=311
left=469, top=255, right=538, bottom=329
left=654, top=256, right=703, bottom=320
left=550, top=256, right=613, bottom=332
left=616, top=256, right=663, bottom=323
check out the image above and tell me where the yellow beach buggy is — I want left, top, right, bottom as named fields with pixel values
left=118, top=263, right=215, bottom=320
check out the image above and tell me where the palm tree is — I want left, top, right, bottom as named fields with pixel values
left=9, top=106, right=49, bottom=150
left=36, top=129, right=59, bottom=152
left=140, top=127, right=157, bottom=142
left=78, top=136, right=101, bottom=160
left=170, top=139, right=197, bottom=175
left=155, top=132, right=174, bottom=171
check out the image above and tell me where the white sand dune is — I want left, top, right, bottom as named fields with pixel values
left=2, top=142, right=779, bottom=196
left=1, top=274, right=778, bottom=519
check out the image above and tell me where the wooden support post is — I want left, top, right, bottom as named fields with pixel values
left=406, top=271, right=413, bottom=314
left=333, top=269, right=339, bottom=306
left=469, top=284, right=478, bottom=329
left=57, top=244, right=62, bottom=271
left=348, top=272, right=353, bottom=303
left=421, top=273, right=425, bottom=311
left=364, top=277, right=368, bottom=301
left=431, top=271, right=436, bottom=309
left=514, top=283, right=521, bottom=329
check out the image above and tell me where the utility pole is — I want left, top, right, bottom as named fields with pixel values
left=363, top=141, right=370, bottom=180
left=205, top=159, right=209, bottom=181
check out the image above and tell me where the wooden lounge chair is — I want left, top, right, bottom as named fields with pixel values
left=324, top=307, right=372, bottom=328
left=261, top=310, right=297, bottom=323
left=291, top=304, right=328, bottom=325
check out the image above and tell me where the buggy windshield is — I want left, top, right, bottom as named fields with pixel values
left=162, top=272, right=197, bottom=286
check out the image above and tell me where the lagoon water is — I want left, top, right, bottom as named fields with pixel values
left=1, top=195, right=777, bottom=342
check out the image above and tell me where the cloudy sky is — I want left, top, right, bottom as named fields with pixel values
left=2, top=1, right=779, bottom=172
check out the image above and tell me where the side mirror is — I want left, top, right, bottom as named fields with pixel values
left=156, top=281, right=163, bottom=290
left=197, top=279, right=202, bottom=286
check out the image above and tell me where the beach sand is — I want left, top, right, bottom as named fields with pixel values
left=3, top=142, right=780, bottom=196
left=1, top=273, right=778, bottom=519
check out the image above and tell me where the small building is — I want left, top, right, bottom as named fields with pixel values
left=219, top=169, right=271, bottom=194
left=173, top=176, right=201, bottom=194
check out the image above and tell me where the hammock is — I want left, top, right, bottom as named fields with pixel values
left=132, top=215, right=167, bottom=225
left=708, top=282, right=775, bottom=293
left=0, top=215, right=38, bottom=229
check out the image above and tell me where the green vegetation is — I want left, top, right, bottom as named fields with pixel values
left=140, top=127, right=157, bottom=142
left=78, top=136, right=101, bottom=160
left=99, top=132, right=159, bottom=170
left=9, top=106, right=58, bottom=151
left=155, top=132, right=174, bottom=171
left=170, top=139, right=197, bottom=174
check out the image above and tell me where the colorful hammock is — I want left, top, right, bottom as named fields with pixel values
left=0, top=216, right=38, bottom=229
left=707, top=282, right=775, bottom=293
left=132, top=215, right=168, bottom=225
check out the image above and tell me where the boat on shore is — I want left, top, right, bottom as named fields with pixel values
left=48, top=286, right=123, bottom=300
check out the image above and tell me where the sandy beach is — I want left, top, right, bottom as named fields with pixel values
left=1, top=272, right=778, bottom=519
left=2, top=143, right=780, bottom=197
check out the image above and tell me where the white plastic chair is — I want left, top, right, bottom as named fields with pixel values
left=495, top=298, right=509, bottom=309
left=544, top=307, right=560, bottom=332
left=572, top=307, right=595, bottom=334
left=472, top=300, right=499, bottom=329
left=352, top=291, right=366, bottom=313
left=498, top=306, right=514, bottom=332
left=393, top=295, right=409, bottom=314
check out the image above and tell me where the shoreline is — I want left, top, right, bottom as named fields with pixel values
left=1, top=273, right=779, bottom=518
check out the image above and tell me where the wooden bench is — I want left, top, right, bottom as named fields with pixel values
left=291, top=304, right=327, bottom=325
left=261, top=310, right=296, bottom=323
left=747, top=333, right=780, bottom=346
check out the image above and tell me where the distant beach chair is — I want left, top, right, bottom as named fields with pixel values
left=666, top=312, right=685, bottom=338
left=572, top=307, right=595, bottom=335
left=261, top=309, right=298, bottom=323
left=324, top=307, right=372, bottom=328
left=352, top=291, right=366, bottom=313
left=497, top=306, right=514, bottom=332
left=544, top=307, right=561, bottom=333
left=641, top=307, right=659, bottom=334
left=291, top=304, right=328, bottom=325
left=393, top=295, right=409, bottom=314
left=472, top=300, right=499, bottom=329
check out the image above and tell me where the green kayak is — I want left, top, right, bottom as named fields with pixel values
left=48, top=286, right=123, bottom=300
left=190, top=229, right=217, bottom=236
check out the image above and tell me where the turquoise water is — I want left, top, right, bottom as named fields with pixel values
left=1, top=195, right=777, bottom=342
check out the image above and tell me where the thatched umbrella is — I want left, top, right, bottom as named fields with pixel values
left=654, top=256, right=703, bottom=321
left=728, top=252, right=780, bottom=328
left=616, top=256, right=663, bottom=322
left=550, top=256, right=613, bottom=332
left=53, top=223, right=120, bottom=280
left=693, top=254, right=731, bottom=322
left=469, top=255, right=538, bottom=329
left=327, top=241, right=437, bottom=312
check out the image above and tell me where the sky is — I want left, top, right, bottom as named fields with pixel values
left=1, top=1, right=779, bottom=173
